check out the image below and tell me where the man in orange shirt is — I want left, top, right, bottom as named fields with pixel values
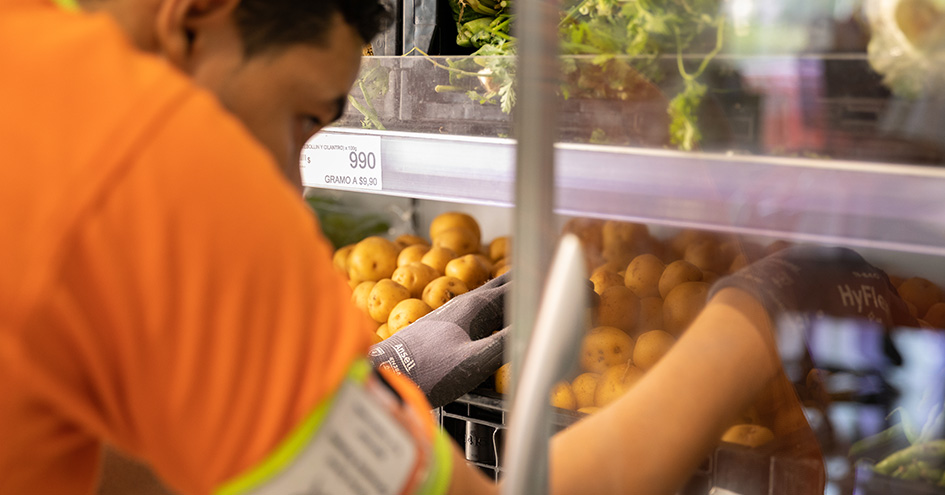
left=1, top=1, right=918, bottom=495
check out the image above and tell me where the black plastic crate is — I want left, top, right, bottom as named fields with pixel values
left=438, top=390, right=826, bottom=494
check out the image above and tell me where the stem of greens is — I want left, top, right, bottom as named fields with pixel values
left=348, top=94, right=385, bottom=130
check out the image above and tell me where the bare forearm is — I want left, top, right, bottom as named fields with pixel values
left=550, top=288, right=780, bottom=495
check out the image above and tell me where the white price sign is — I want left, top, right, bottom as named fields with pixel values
left=300, top=133, right=383, bottom=191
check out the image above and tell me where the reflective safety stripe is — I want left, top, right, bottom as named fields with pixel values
left=417, top=430, right=453, bottom=495
left=214, top=360, right=372, bottom=495
left=51, top=0, right=80, bottom=12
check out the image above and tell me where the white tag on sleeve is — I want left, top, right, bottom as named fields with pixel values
left=242, top=379, right=418, bottom=495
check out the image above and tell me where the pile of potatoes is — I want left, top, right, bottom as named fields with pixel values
left=332, top=211, right=511, bottom=342
left=492, top=218, right=945, bottom=448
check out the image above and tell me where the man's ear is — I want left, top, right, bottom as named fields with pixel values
left=153, top=0, right=241, bottom=71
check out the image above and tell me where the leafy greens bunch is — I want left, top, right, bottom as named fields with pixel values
left=442, top=0, right=725, bottom=150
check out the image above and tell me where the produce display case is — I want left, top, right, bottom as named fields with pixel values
left=305, top=0, right=945, bottom=493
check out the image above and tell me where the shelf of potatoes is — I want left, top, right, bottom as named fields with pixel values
left=331, top=210, right=945, bottom=450
left=332, top=211, right=510, bottom=342
left=492, top=218, right=945, bottom=450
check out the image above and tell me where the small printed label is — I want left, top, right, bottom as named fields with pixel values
left=243, top=380, right=416, bottom=495
left=301, top=133, right=383, bottom=191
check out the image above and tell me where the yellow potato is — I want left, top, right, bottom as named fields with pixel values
left=492, top=259, right=511, bottom=278
left=397, top=244, right=431, bottom=267
left=571, top=372, right=601, bottom=410
left=474, top=254, right=494, bottom=273
left=721, top=424, right=775, bottom=448
left=637, top=297, right=663, bottom=334
left=387, top=298, right=433, bottom=333
left=367, top=279, right=411, bottom=323
left=595, top=363, right=645, bottom=407
left=392, top=262, right=439, bottom=298
left=376, top=323, right=393, bottom=340
left=898, top=277, right=943, bottom=316
left=632, top=330, right=676, bottom=371
left=347, top=236, right=400, bottom=283
left=445, top=254, right=491, bottom=290
left=624, top=253, right=665, bottom=299
left=590, top=266, right=625, bottom=295
left=422, top=276, right=469, bottom=310
left=596, top=286, right=641, bottom=334
left=350, top=281, right=377, bottom=315
left=662, top=281, right=709, bottom=336
left=433, top=227, right=480, bottom=256
left=924, top=302, right=945, bottom=328
left=332, top=244, right=355, bottom=275
left=684, top=240, right=723, bottom=274
left=578, top=407, right=601, bottom=415
left=602, top=221, right=650, bottom=254
left=489, top=236, right=511, bottom=262
left=550, top=382, right=578, bottom=411
left=658, top=260, right=703, bottom=299
left=495, top=362, right=511, bottom=394
left=394, top=234, right=428, bottom=250
left=580, top=326, right=634, bottom=374
left=430, top=212, right=481, bottom=245
left=420, top=246, right=458, bottom=275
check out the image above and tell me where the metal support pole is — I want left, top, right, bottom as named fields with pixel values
left=505, top=0, right=560, bottom=492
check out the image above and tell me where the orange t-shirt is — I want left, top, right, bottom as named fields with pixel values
left=0, top=2, right=389, bottom=493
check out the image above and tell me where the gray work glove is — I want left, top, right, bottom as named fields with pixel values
left=368, top=272, right=510, bottom=408
left=708, top=245, right=916, bottom=329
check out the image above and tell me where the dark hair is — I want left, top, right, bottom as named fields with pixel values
left=233, top=0, right=393, bottom=57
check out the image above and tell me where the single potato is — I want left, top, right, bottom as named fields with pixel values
left=898, top=277, right=943, bottom=316
left=351, top=281, right=377, bottom=315
left=422, top=276, right=469, bottom=309
left=658, top=260, right=703, bottom=299
left=684, top=240, right=723, bottom=274
left=392, top=262, right=439, bottom=298
left=493, top=258, right=511, bottom=278
left=596, top=286, right=641, bottom=334
left=571, top=372, right=601, bottom=409
left=495, top=362, right=511, bottom=394
left=420, top=246, right=458, bottom=275
left=387, top=298, right=433, bottom=333
left=430, top=212, right=481, bottom=245
left=347, top=236, right=401, bottom=283
left=662, top=281, right=709, bottom=336
left=332, top=244, right=354, bottom=275
left=445, top=254, right=491, bottom=290
left=595, top=363, right=645, bottom=407
left=590, top=266, right=625, bottom=295
left=367, top=279, right=411, bottom=323
left=489, top=236, right=511, bottom=262
left=578, top=407, right=601, bottom=415
left=580, top=326, right=634, bottom=374
left=474, top=254, right=494, bottom=274
left=376, top=323, right=393, bottom=340
left=397, top=244, right=432, bottom=267
left=624, top=253, right=665, bottom=298
left=721, top=424, right=775, bottom=448
left=669, top=229, right=718, bottom=258
left=433, top=226, right=480, bottom=256
left=632, top=330, right=676, bottom=371
left=925, top=302, right=945, bottom=328
left=550, top=381, right=578, bottom=411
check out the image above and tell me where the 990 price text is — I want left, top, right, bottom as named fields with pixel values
left=350, top=151, right=377, bottom=169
